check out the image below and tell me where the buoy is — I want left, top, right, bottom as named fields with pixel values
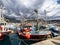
left=10, top=30, right=14, bottom=34
left=47, top=34, right=51, bottom=38
left=0, top=33, right=2, bottom=37
left=25, top=34, right=30, bottom=39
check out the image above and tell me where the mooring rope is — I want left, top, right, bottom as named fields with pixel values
left=10, top=36, right=28, bottom=45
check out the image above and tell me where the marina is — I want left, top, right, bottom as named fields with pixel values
left=0, top=0, right=60, bottom=45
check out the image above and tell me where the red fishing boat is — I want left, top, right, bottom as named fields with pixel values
left=0, top=25, right=14, bottom=40
left=17, top=23, right=52, bottom=42
left=0, top=6, right=14, bottom=40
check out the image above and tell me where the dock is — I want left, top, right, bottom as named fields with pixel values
left=32, top=36, right=60, bottom=45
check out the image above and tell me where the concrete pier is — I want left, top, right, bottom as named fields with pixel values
left=32, top=36, right=60, bottom=45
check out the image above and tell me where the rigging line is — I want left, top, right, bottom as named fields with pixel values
left=10, top=37, right=28, bottom=45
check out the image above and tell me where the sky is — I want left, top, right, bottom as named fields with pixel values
left=0, top=0, right=60, bottom=20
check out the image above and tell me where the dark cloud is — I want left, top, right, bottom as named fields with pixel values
left=1, top=0, right=60, bottom=21
left=1, top=0, right=44, bottom=14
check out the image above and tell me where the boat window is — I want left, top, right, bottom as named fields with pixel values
left=39, top=26, right=46, bottom=30
left=0, top=23, right=6, bottom=25
left=23, top=26, right=31, bottom=28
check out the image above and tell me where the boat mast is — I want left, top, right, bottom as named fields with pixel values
left=0, top=5, right=6, bottom=26
left=34, top=9, right=39, bottom=31
left=44, top=10, right=47, bottom=24
left=20, top=12, right=25, bottom=27
left=0, top=5, right=2, bottom=23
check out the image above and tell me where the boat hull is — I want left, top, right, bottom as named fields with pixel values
left=0, top=34, right=8, bottom=40
left=0, top=32, right=10, bottom=40
left=17, top=33, right=52, bottom=42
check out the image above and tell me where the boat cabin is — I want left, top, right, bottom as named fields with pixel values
left=21, top=23, right=32, bottom=32
left=0, top=23, right=7, bottom=32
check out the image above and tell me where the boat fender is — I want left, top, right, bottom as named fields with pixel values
left=0, top=33, right=2, bottom=37
left=10, top=30, right=14, bottom=34
left=25, top=34, right=30, bottom=39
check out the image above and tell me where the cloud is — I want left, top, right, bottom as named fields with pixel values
left=1, top=0, right=60, bottom=20
left=38, top=0, right=60, bottom=20
left=1, top=0, right=44, bottom=20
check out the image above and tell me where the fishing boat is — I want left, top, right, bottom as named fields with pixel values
left=0, top=24, right=10, bottom=40
left=0, top=5, right=14, bottom=40
left=16, top=9, right=52, bottom=43
left=17, top=23, right=52, bottom=42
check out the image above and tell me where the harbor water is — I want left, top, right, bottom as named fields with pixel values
left=0, top=28, right=38, bottom=45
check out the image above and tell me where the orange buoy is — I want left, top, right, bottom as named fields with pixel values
left=25, top=34, right=30, bottom=39
left=0, top=33, right=2, bottom=37
left=10, top=30, right=14, bottom=34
